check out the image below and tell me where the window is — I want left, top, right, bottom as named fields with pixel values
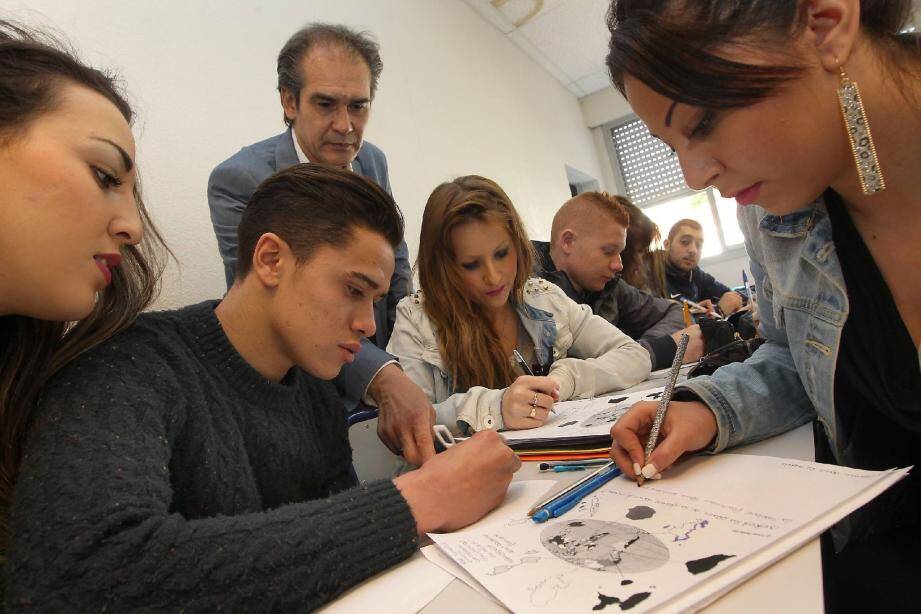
left=607, top=116, right=744, bottom=257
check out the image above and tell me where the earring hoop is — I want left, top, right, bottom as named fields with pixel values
left=836, top=60, right=885, bottom=194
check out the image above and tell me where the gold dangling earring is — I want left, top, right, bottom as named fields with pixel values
left=836, top=61, right=885, bottom=194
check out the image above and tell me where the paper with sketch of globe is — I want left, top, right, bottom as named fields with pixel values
left=429, top=454, right=908, bottom=613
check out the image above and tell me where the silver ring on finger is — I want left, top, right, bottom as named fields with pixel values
left=531, top=392, right=539, bottom=407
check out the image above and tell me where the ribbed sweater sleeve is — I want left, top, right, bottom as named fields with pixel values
left=6, top=302, right=418, bottom=611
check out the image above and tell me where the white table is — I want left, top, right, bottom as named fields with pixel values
left=420, top=423, right=822, bottom=613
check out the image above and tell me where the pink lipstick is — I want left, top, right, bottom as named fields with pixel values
left=733, top=183, right=762, bottom=207
left=93, top=253, right=122, bottom=286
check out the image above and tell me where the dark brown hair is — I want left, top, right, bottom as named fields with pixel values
left=0, top=20, right=168, bottom=553
left=605, top=0, right=917, bottom=110
left=619, top=199, right=667, bottom=297
left=236, top=163, right=404, bottom=280
left=277, top=22, right=383, bottom=127
left=417, top=176, right=534, bottom=392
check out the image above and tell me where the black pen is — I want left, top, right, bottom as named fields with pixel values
left=513, top=349, right=556, bottom=414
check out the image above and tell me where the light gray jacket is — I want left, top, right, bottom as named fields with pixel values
left=387, top=278, right=651, bottom=434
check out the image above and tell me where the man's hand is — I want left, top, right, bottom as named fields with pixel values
left=695, top=299, right=718, bottom=317
left=718, top=291, right=744, bottom=315
left=368, top=364, right=436, bottom=466
left=394, top=430, right=521, bottom=534
left=670, top=324, right=704, bottom=363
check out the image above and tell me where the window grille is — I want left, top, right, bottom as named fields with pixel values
left=610, top=118, right=687, bottom=206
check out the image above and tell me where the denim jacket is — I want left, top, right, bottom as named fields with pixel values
left=387, top=278, right=651, bottom=434
left=682, top=198, right=910, bottom=457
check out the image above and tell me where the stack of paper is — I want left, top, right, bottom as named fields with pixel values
left=504, top=388, right=666, bottom=461
left=426, top=455, right=909, bottom=613
left=506, top=364, right=695, bottom=462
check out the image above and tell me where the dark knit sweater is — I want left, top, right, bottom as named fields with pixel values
left=6, top=300, right=418, bottom=612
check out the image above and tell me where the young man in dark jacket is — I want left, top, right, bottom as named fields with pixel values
left=663, top=218, right=744, bottom=315
left=535, top=192, right=704, bottom=370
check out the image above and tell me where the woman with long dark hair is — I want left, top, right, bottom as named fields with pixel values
left=604, top=1, right=921, bottom=609
left=388, top=175, right=651, bottom=434
left=0, top=21, right=166, bottom=559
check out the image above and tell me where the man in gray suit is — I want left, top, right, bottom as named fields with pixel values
left=208, top=23, right=435, bottom=466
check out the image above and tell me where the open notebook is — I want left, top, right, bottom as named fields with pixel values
left=428, top=456, right=909, bottom=613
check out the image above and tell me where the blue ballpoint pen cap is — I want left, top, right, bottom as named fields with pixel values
left=547, top=466, right=622, bottom=517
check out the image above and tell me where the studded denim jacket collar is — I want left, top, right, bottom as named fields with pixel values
left=513, top=294, right=558, bottom=369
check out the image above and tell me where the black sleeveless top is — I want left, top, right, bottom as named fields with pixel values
left=822, top=191, right=921, bottom=546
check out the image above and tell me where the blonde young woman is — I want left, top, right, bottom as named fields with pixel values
left=387, top=176, right=651, bottom=434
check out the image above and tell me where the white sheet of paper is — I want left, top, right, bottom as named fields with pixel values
left=501, top=388, right=663, bottom=443
left=421, top=480, right=554, bottom=606
left=317, top=551, right=453, bottom=614
left=421, top=545, right=501, bottom=605
left=430, top=454, right=909, bottom=614
left=501, top=365, right=694, bottom=445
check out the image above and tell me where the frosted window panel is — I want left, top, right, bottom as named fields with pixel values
left=714, top=193, right=746, bottom=246
left=642, top=193, right=723, bottom=258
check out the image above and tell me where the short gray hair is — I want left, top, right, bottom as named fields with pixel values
left=277, top=23, right=383, bottom=126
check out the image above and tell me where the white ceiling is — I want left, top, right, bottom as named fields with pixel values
left=464, top=0, right=921, bottom=99
left=462, top=0, right=613, bottom=98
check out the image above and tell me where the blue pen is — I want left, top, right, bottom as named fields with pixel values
left=530, top=487, right=588, bottom=523
left=531, top=466, right=621, bottom=523
left=531, top=464, right=623, bottom=523
left=552, top=465, right=588, bottom=473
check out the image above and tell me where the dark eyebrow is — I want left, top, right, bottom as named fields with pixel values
left=91, top=137, right=134, bottom=172
left=311, top=92, right=371, bottom=105
left=348, top=271, right=381, bottom=291
left=664, top=100, right=678, bottom=128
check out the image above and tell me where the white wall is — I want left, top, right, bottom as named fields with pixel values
left=580, top=85, right=631, bottom=197
left=5, top=0, right=605, bottom=309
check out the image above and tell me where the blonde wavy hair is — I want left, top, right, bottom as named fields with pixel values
left=416, top=176, right=534, bottom=392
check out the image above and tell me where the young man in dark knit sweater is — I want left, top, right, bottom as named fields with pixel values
left=6, top=164, right=520, bottom=611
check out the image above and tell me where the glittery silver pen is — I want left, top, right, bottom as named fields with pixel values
left=637, top=333, right=689, bottom=487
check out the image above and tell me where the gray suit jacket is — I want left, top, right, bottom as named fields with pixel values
left=208, top=128, right=412, bottom=408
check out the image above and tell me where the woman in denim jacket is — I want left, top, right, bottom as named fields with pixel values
left=603, top=0, right=920, bottom=610
left=387, top=176, right=650, bottom=435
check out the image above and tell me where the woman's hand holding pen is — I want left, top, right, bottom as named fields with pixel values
left=502, top=376, right=560, bottom=429
left=609, top=400, right=718, bottom=480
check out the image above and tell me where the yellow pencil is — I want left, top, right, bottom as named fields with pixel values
left=682, top=301, right=692, bottom=327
